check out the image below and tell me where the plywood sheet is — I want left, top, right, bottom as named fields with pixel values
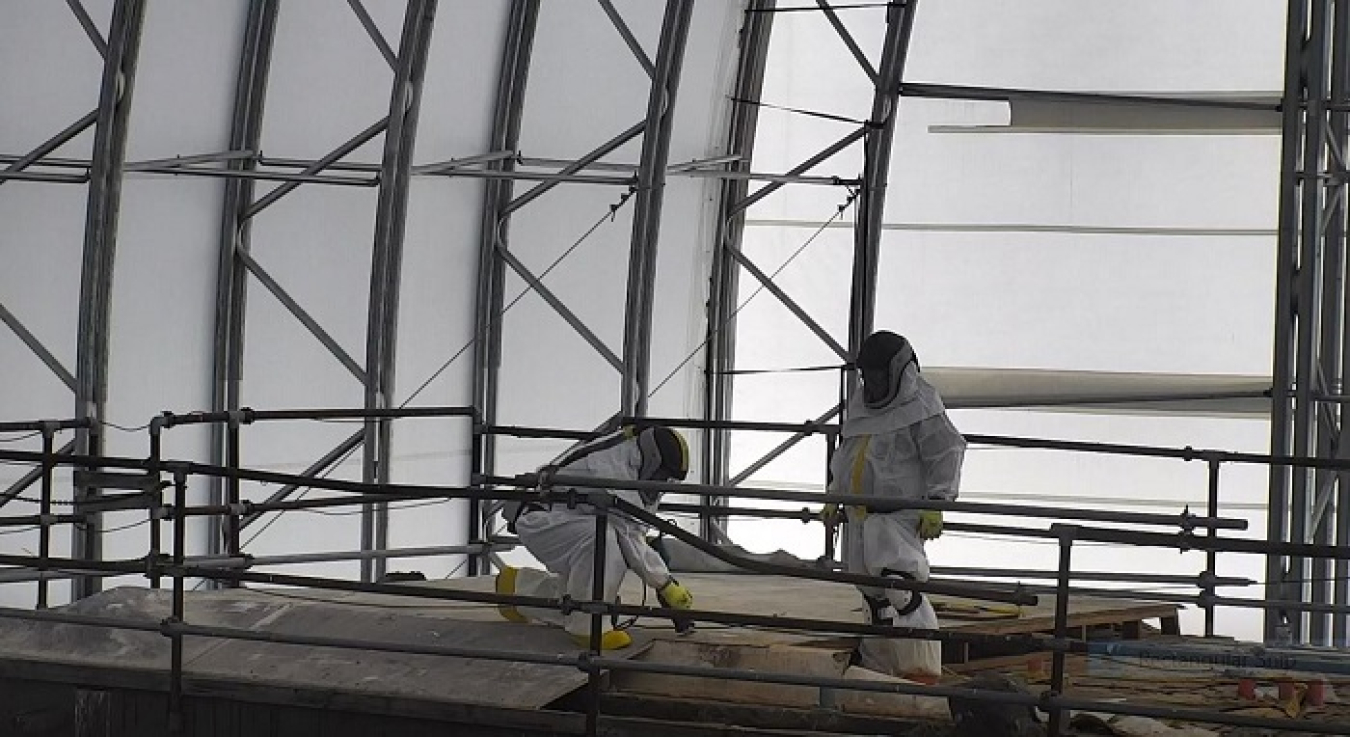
left=0, top=586, right=648, bottom=711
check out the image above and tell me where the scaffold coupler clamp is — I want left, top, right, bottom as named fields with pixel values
left=1179, top=504, right=1198, bottom=534
left=159, top=616, right=181, bottom=637
left=1177, top=506, right=1197, bottom=551
left=534, top=463, right=560, bottom=491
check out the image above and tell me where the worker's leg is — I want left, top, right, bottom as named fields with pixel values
left=854, top=512, right=942, bottom=681
left=496, top=563, right=566, bottom=627
left=512, top=509, right=631, bottom=649
left=508, top=509, right=591, bottom=627
left=559, top=521, right=629, bottom=646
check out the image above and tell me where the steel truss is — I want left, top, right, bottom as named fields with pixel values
left=1267, top=0, right=1350, bottom=646
left=1, top=0, right=1342, bottom=644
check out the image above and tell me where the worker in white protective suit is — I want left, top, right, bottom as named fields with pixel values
left=826, top=331, right=966, bottom=681
left=496, top=425, right=695, bottom=650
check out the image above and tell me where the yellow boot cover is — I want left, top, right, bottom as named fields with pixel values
left=495, top=566, right=528, bottom=623
left=570, top=629, right=633, bottom=650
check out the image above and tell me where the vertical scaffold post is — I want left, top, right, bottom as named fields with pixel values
left=37, top=424, right=56, bottom=609
left=168, top=468, right=188, bottom=734
left=1047, top=524, right=1077, bottom=737
left=1205, top=458, right=1221, bottom=637
left=586, top=506, right=610, bottom=736
left=148, top=419, right=163, bottom=590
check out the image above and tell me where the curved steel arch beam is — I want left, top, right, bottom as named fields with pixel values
left=620, top=0, right=695, bottom=417
left=471, top=0, right=540, bottom=577
left=701, top=0, right=776, bottom=533
left=846, top=0, right=918, bottom=356
left=361, top=0, right=438, bottom=583
left=72, top=0, right=146, bottom=601
left=211, top=0, right=280, bottom=573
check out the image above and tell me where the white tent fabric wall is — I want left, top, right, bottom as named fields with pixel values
left=0, top=0, right=1310, bottom=646
left=0, top=1, right=746, bottom=599
left=726, top=1, right=1287, bottom=642
left=492, top=0, right=742, bottom=473
left=0, top=3, right=107, bottom=607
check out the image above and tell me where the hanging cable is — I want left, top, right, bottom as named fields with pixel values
left=710, top=364, right=844, bottom=376
left=647, top=189, right=860, bottom=402
left=0, top=431, right=42, bottom=443
left=727, top=96, right=873, bottom=127
left=399, top=186, right=639, bottom=408
left=237, top=190, right=641, bottom=549
left=745, top=2, right=901, bottom=13
left=238, top=441, right=363, bottom=550
left=98, top=420, right=152, bottom=433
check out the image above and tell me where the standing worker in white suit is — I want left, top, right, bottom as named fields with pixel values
left=826, top=331, right=966, bottom=681
left=496, top=425, right=695, bottom=650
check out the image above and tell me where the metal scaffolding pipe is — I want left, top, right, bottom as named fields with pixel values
left=0, top=602, right=1338, bottom=735
left=493, top=471, right=1247, bottom=530
left=900, top=82, right=1279, bottom=112
left=161, top=405, right=476, bottom=427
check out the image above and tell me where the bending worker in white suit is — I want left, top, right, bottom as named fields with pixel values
left=497, top=425, right=695, bottom=650
left=827, top=331, right=966, bottom=681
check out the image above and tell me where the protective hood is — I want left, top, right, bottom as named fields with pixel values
left=842, top=363, right=947, bottom=438
left=637, top=426, right=689, bottom=482
left=857, top=331, right=917, bottom=409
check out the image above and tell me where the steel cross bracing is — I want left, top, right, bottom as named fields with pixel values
left=1266, top=0, right=1350, bottom=646
left=204, top=1, right=441, bottom=586
left=469, top=0, right=701, bottom=573
left=7, top=1, right=1313, bottom=608
left=701, top=0, right=918, bottom=540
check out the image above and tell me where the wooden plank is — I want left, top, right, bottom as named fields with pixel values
left=613, top=640, right=852, bottom=707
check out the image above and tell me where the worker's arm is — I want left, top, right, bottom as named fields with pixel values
left=916, top=412, right=965, bottom=502
left=611, top=512, right=676, bottom=590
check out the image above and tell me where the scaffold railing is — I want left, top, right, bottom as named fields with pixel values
left=2, top=407, right=1350, bottom=735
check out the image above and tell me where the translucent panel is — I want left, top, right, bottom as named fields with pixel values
left=246, top=186, right=377, bottom=366
left=886, top=103, right=1280, bottom=228
left=0, top=184, right=85, bottom=419
left=644, top=178, right=715, bottom=420
left=736, top=221, right=854, bottom=365
left=757, top=5, right=883, bottom=125
left=263, top=0, right=396, bottom=159
left=519, top=1, right=656, bottom=161
left=946, top=409, right=1272, bottom=641
left=0, top=2, right=104, bottom=152
left=907, top=0, right=1286, bottom=93
left=415, top=0, right=509, bottom=162
left=725, top=432, right=831, bottom=555
left=240, top=289, right=368, bottom=413
left=395, top=179, right=484, bottom=410
left=494, top=271, right=625, bottom=429
left=872, top=230, right=1274, bottom=375
left=124, top=1, right=242, bottom=160
left=504, top=186, right=636, bottom=351
left=105, top=178, right=225, bottom=442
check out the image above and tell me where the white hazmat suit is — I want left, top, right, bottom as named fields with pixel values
left=829, top=336, right=965, bottom=680
left=502, top=427, right=689, bottom=646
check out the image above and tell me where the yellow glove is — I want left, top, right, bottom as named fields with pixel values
left=658, top=578, right=694, bottom=610
left=917, top=509, right=944, bottom=540
left=820, top=503, right=841, bottom=525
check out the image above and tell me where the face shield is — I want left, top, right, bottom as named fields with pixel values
left=636, top=426, right=690, bottom=505
left=856, top=331, right=917, bottom=409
